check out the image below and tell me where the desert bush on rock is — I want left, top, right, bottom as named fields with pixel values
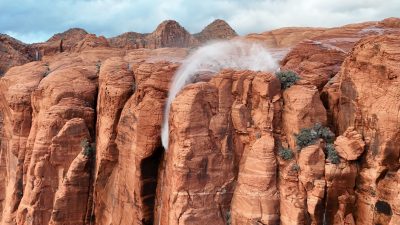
left=278, top=147, right=294, bottom=160
left=292, top=163, right=300, bottom=172
left=275, top=70, right=300, bottom=89
left=295, top=127, right=319, bottom=148
left=43, top=66, right=50, bottom=77
left=81, top=138, right=95, bottom=157
left=313, top=123, right=335, bottom=143
left=96, top=60, right=101, bottom=75
left=326, top=143, right=340, bottom=164
left=295, top=123, right=335, bottom=149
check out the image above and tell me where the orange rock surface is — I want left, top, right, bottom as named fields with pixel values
left=0, top=17, right=399, bottom=225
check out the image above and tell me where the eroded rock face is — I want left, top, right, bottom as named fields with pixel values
left=0, top=62, right=45, bottom=224
left=15, top=63, right=97, bottom=225
left=0, top=18, right=399, bottom=225
left=281, top=40, right=346, bottom=89
left=194, top=19, right=237, bottom=43
left=145, top=20, right=197, bottom=49
left=334, top=127, right=365, bottom=160
left=0, top=35, right=35, bottom=76
left=231, top=133, right=279, bottom=225
left=298, top=142, right=326, bottom=225
left=157, top=70, right=281, bottom=225
left=108, top=32, right=147, bottom=49
left=33, top=28, right=89, bottom=55
left=282, top=85, right=327, bottom=150
left=324, top=161, right=358, bottom=225
left=337, top=34, right=400, bottom=225
left=94, top=61, right=179, bottom=225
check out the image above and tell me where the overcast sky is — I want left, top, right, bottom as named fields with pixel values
left=1, top=0, right=399, bottom=43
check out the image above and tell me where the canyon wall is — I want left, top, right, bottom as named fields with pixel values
left=0, top=18, right=399, bottom=225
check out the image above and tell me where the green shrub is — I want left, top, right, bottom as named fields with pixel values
left=326, top=143, right=340, bottom=164
left=313, top=123, right=335, bottom=143
left=43, top=66, right=50, bottom=77
left=292, top=163, right=300, bottom=172
left=275, top=70, right=300, bottom=89
left=96, top=60, right=101, bottom=74
left=278, top=147, right=294, bottom=160
left=80, top=138, right=95, bottom=157
left=295, top=123, right=336, bottom=149
left=295, top=128, right=319, bottom=149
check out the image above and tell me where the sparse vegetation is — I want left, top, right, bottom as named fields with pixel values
left=132, top=82, right=136, bottom=93
left=295, top=127, right=319, bottom=149
left=225, top=210, right=231, bottom=225
left=295, top=123, right=335, bottom=149
left=368, top=187, right=377, bottom=196
left=313, top=123, right=335, bottom=143
left=80, top=138, right=95, bottom=157
left=278, top=147, right=294, bottom=160
left=275, top=70, right=300, bottom=89
left=96, top=60, right=101, bottom=75
left=255, top=132, right=261, bottom=139
left=43, top=66, right=50, bottom=77
left=326, top=143, right=340, bottom=164
left=292, top=163, right=300, bottom=172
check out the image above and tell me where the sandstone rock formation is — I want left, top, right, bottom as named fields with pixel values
left=0, top=62, right=46, bottom=224
left=298, top=142, right=326, bottom=225
left=280, top=40, right=346, bottom=89
left=156, top=70, right=281, bottom=225
left=33, top=28, right=89, bottom=55
left=94, top=60, right=180, bottom=225
left=337, top=34, right=400, bottom=225
left=0, top=34, right=35, bottom=76
left=0, top=18, right=399, bottom=225
left=334, top=127, right=365, bottom=160
left=108, top=32, right=147, bottom=49
left=108, top=19, right=237, bottom=49
left=194, top=19, right=237, bottom=43
left=145, top=20, right=198, bottom=49
left=282, top=85, right=327, bottom=149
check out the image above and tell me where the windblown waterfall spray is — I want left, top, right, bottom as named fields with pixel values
left=161, top=40, right=278, bottom=148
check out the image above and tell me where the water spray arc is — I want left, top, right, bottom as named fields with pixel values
left=161, top=40, right=279, bottom=148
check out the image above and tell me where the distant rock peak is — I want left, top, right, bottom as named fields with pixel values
left=194, top=19, right=238, bottom=43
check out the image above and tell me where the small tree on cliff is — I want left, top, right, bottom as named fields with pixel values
left=278, top=147, right=294, bottom=160
left=295, top=123, right=335, bottom=149
left=275, top=70, right=300, bottom=89
left=80, top=138, right=95, bottom=157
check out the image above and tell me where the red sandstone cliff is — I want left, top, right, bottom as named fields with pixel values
left=0, top=17, right=399, bottom=225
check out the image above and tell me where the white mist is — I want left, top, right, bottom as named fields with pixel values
left=161, top=40, right=278, bottom=148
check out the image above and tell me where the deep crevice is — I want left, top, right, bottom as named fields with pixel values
left=140, top=145, right=164, bottom=225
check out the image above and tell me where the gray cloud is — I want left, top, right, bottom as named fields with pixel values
left=0, top=0, right=399, bottom=43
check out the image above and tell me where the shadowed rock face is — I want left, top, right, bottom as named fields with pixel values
left=145, top=20, right=198, bottom=49
left=0, top=18, right=399, bottom=225
left=194, top=19, right=238, bottom=43
left=0, top=35, right=35, bottom=76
